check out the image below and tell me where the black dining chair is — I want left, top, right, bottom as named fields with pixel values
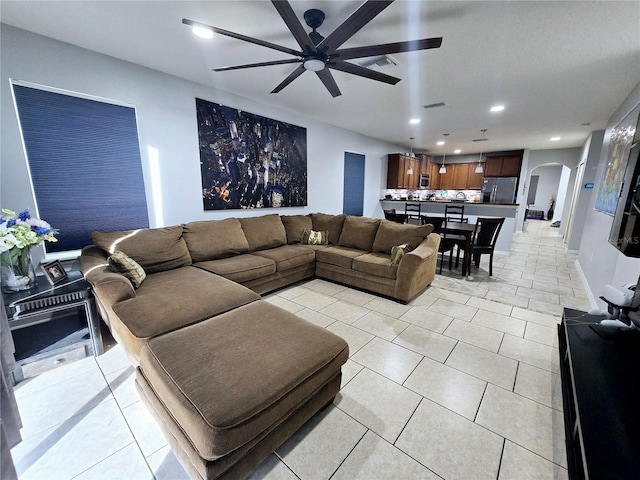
left=470, top=217, right=505, bottom=276
left=445, top=204, right=468, bottom=223
left=405, top=203, right=421, bottom=224
left=384, top=208, right=408, bottom=224
left=421, top=215, right=456, bottom=273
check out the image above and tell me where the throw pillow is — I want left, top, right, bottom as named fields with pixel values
left=301, top=229, right=329, bottom=245
left=108, top=250, right=146, bottom=288
left=390, top=244, right=413, bottom=266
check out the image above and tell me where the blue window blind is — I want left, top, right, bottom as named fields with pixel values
left=12, top=84, right=149, bottom=253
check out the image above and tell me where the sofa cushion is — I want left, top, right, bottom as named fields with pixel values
left=252, top=245, right=316, bottom=272
left=112, top=266, right=260, bottom=345
left=239, top=214, right=287, bottom=252
left=92, top=225, right=192, bottom=274
left=107, top=251, right=146, bottom=288
left=138, top=300, right=349, bottom=460
left=372, top=220, right=434, bottom=253
left=182, top=218, right=250, bottom=261
left=315, top=246, right=366, bottom=270
left=280, top=215, right=313, bottom=244
left=338, top=216, right=381, bottom=251
left=310, top=213, right=346, bottom=245
left=194, top=254, right=276, bottom=283
left=352, top=253, right=398, bottom=280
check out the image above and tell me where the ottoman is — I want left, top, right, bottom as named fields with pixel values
left=135, top=300, right=349, bottom=480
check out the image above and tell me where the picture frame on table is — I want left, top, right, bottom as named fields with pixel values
left=41, top=260, right=68, bottom=285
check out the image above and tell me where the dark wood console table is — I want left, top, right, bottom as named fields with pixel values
left=3, top=270, right=103, bottom=382
left=558, top=308, right=640, bottom=479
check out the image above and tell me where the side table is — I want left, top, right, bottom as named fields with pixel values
left=4, top=270, right=103, bottom=382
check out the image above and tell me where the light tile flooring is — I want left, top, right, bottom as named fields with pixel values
left=10, top=220, right=590, bottom=479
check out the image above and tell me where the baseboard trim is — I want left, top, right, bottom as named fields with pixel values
left=575, top=258, right=599, bottom=310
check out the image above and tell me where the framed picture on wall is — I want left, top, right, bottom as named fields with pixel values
left=195, top=98, right=308, bottom=210
left=595, top=103, right=640, bottom=215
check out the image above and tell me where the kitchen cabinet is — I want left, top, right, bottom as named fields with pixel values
left=419, top=155, right=432, bottom=175
left=452, top=163, right=470, bottom=189
left=429, top=161, right=441, bottom=189
left=485, top=155, right=522, bottom=177
left=467, top=163, right=485, bottom=189
left=387, top=154, right=419, bottom=189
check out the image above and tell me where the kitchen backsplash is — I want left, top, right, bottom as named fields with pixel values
left=383, top=189, right=482, bottom=202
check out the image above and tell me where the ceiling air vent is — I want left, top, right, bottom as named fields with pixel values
left=423, top=102, right=446, bottom=109
left=357, top=55, right=398, bottom=69
left=472, top=138, right=489, bottom=142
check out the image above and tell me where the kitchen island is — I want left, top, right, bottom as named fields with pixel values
left=380, top=200, right=519, bottom=254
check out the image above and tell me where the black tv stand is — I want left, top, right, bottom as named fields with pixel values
left=558, top=308, right=640, bottom=479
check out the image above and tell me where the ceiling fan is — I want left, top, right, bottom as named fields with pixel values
left=182, top=0, right=442, bottom=97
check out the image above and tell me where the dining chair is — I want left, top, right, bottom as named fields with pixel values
left=421, top=215, right=456, bottom=273
left=444, top=204, right=468, bottom=223
left=420, top=215, right=444, bottom=233
left=470, top=217, right=505, bottom=276
left=384, top=208, right=408, bottom=224
left=405, top=203, right=421, bottom=224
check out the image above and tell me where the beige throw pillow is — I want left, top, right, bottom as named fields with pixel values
left=390, top=244, right=413, bottom=266
left=301, top=229, right=329, bottom=245
left=108, top=250, right=146, bottom=288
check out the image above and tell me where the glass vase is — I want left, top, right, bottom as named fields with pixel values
left=1, top=246, right=37, bottom=293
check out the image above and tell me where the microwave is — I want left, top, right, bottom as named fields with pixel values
left=419, top=174, right=430, bottom=189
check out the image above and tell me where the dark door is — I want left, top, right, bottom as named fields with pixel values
left=343, top=152, right=365, bottom=216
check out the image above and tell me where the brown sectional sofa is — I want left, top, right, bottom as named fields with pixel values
left=81, top=212, right=439, bottom=365
left=79, top=212, right=439, bottom=479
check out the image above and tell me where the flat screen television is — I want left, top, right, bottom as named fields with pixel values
left=609, top=143, right=640, bottom=257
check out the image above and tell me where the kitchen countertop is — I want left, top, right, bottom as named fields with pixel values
left=380, top=199, right=519, bottom=206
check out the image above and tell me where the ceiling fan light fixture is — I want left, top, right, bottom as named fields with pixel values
left=303, top=57, right=325, bottom=72
left=192, top=26, right=214, bottom=39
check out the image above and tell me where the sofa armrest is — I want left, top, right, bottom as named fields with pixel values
left=394, top=233, right=441, bottom=303
left=80, top=245, right=136, bottom=318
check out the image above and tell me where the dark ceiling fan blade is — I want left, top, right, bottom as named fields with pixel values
left=271, top=64, right=306, bottom=94
left=182, top=18, right=302, bottom=57
left=271, top=1, right=315, bottom=51
left=214, top=58, right=301, bottom=72
left=335, top=37, right=443, bottom=60
left=317, top=0, right=394, bottom=54
left=315, top=69, right=342, bottom=97
left=330, top=60, right=400, bottom=85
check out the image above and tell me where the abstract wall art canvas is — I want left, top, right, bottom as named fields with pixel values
left=196, top=98, right=307, bottom=210
left=595, top=103, right=640, bottom=215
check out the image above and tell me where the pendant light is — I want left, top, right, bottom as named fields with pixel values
left=439, top=133, right=448, bottom=174
left=475, top=129, right=487, bottom=174
left=407, top=137, right=415, bottom=175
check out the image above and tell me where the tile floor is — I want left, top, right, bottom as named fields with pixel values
left=10, top=219, right=590, bottom=479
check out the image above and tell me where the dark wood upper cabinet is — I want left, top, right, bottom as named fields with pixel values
left=485, top=155, right=522, bottom=177
left=387, top=154, right=420, bottom=189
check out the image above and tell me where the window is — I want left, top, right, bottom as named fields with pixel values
left=11, top=82, right=149, bottom=253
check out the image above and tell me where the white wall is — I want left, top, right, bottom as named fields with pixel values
left=529, top=165, right=562, bottom=217
left=0, top=25, right=403, bottom=262
left=577, top=81, right=640, bottom=308
left=566, top=130, right=604, bottom=251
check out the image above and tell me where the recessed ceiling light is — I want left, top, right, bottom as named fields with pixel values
left=410, top=118, right=420, bottom=124
left=550, top=136, right=561, bottom=141
left=454, top=149, right=461, bottom=154
left=437, top=140, right=445, bottom=146
left=192, top=26, right=214, bottom=39
left=490, top=105, right=505, bottom=113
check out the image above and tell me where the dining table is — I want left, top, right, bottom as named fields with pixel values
left=442, top=222, right=476, bottom=277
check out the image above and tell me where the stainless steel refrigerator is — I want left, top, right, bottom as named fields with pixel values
left=482, top=177, right=518, bottom=204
